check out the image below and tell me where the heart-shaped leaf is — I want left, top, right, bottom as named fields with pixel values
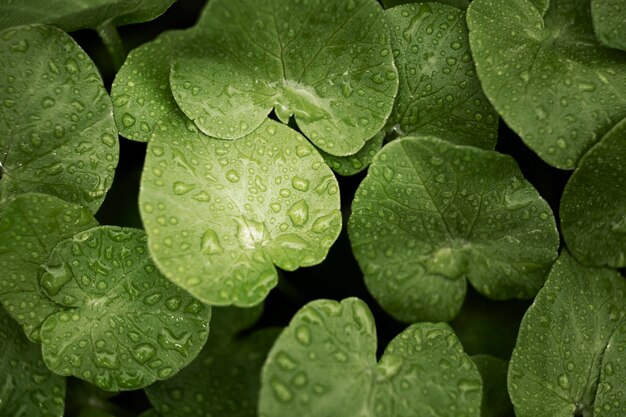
left=467, top=0, right=626, bottom=169
left=259, top=297, right=482, bottom=417
left=349, top=136, right=559, bottom=322
left=385, top=3, right=498, bottom=149
left=0, top=24, right=118, bottom=213
left=592, top=0, right=626, bottom=51
left=0, top=193, right=98, bottom=342
left=140, top=119, right=342, bottom=306
left=508, top=251, right=626, bottom=417
left=170, top=0, right=398, bottom=156
left=39, top=226, right=211, bottom=391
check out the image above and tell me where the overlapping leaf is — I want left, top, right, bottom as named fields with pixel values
left=316, top=131, right=384, bottom=176
left=39, top=226, right=211, bottom=391
left=0, top=25, right=118, bottom=213
left=472, top=355, right=513, bottom=417
left=592, top=0, right=626, bottom=51
left=260, top=298, right=482, bottom=417
left=349, top=136, right=559, bottom=322
left=170, top=0, right=398, bottom=156
left=467, top=0, right=626, bottom=169
left=140, top=119, right=341, bottom=306
left=509, top=251, right=626, bottom=417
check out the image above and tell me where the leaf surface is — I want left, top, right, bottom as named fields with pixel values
left=592, top=0, right=626, bottom=51
left=316, top=131, right=384, bottom=176
left=382, top=0, right=470, bottom=10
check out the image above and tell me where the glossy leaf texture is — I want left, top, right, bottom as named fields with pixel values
left=349, top=136, right=559, bottom=323
left=170, top=0, right=399, bottom=156
left=592, top=0, right=626, bottom=51
left=0, top=305, right=66, bottom=417
left=509, top=251, right=626, bottom=417
left=39, top=226, right=211, bottom=391
left=316, top=131, right=384, bottom=176
left=382, top=0, right=470, bottom=10
left=140, top=119, right=342, bottom=306
left=0, top=0, right=176, bottom=32
left=0, top=193, right=98, bottom=342
left=472, top=355, right=513, bottom=417
left=146, top=305, right=280, bottom=417
left=259, top=298, right=482, bottom=417
left=0, top=24, right=119, bottom=212
left=385, top=3, right=498, bottom=149
left=467, top=0, right=626, bottom=169
left=561, top=118, right=626, bottom=268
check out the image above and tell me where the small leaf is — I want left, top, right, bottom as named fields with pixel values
left=508, top=251, right=626, bottom=417
left=471, top=355, right=513, bottom=417
left=0, top=305, right=66, bottom=417
left=382, top=0, right=470, bottom=10
left=592, top=0, right=626, bottom=51
left=170, top=0, right=398, bottom=156
left=561, top=118, right=626, bottom=268
left=0, top=25, right=119, bottom=213
left=467, top=0, right=626, bottom=169
left=0, top=193, right=98, bottom=342
left=385, top=3, right=498, bottom=149
left=316, top=130, right=384, bottom=176
left=348, top=136, right=559, bottom=322
left=146, top=305, right=280, bottom=417
left=39, top=226, right=211, bottom=391
left=259, top=298, right=482, bottom=417
left=140, top=119, right=342, bottom=306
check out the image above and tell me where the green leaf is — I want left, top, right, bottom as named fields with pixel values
left=385, top=3, right=498, bottom=149
left=467, top=0, right=626, bottom=169
left=140, top=119, right=342, bottom=306
left=316, top=130, right=384, bottom=176
left=138, top=410, right=162, bottom=417
left=382, top=0, right=470, bottom=10
left=0, top=0, right=176, bottom=32
left=561, top=118, right=626, bottom=268
left=259, top=298, right=482, bottom=417
left=0, top=193, right=98, bottom=342
left=0, top=24, right=119, bottom=213
left=471, top=355, right=513, bottom=417
left=348, top=136, right=559, bottom=322
left=146, top=305, right=280, bottom=417
left=508, top=251, right=626, bottom=417
left=592, top=0, right=626, bottom=51
left=170, top=0, right=398, bottom=156
left=0, top=305, right=66, bottom=417
left=39, top=226, right=211, bottom=391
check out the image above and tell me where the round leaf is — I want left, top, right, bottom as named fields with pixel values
left=561, top=118, right=626, bottom=268
left=39, top=226, right=211, bottom=391
left=592, top=0, right=626, bottom=51
left=467, top=0, right=626, bottom=169
left=348, top=136, right=559, bottom=322
left=0, top=193, right=98, bottom=342
left=0, top=305, right=66, bottom=417
left=140, top=119, right=342, bottom=306
left=471, top=355, right=513, bottom=417
left=316, top=130, right=384, bottom=176
left=170, top=0, right=399, bottom=156
left=508, top=251, right=626, bottom=417
left=259, top=297, right=482, bottom=417
left=385, top=3, right=498, bottom=149
left=0, top=24, right=119, bottom=212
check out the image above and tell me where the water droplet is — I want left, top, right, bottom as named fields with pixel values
left=95, top=351, right=119, bottom=370
left=201, top=229, right=224, bottom=255
left=295, top=325, right=311, bottom=345
left=122, top=113, right=136, bottom=128
left=272, top=379, right=293, bottom=402
left=292, top=176, right=310, bottom=191
left=173, top=181, right=195, bottom=195
left=287, top=199, right=309, bottom=227
left=157, top=328, right=191, bottom=355
left=132, top=344, right=156, bottom=364
left=557, top=373, right=570, bottom=389
left=226, top=170, right=240, bottom=183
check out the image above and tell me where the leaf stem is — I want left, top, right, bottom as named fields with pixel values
left=97, top=21, right=125, bottom=70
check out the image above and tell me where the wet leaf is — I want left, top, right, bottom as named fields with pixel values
left=0, top=193, right=98, bottom=342
left=0, top=25, right=118, bottom=213
left=592, top=0, right=626, bottom=51
left=316, top=131, right=384, bottom=176
left=170, top=0, right=398, bottom=156
left=39, top=226, right=211, bottom=391
left=0, top=305, right=66, bottom=417
left=471, top=355, right=513, bottom=417
left=259, top=297, right=482, bottom=417
left=508, top=251, right=626, bottom=417
left=467, top=0, right=626, bottom=169
left=385, top=3, right=498, bottom=149
left=146, top=305, right=280, bottom=417
left=348, top=136, right=559, bottom=322
left=561, top=118, right=626, bottom=268
left=140, top=119, right=342, bottom=306
left=382, top=0, right=470, bottom=10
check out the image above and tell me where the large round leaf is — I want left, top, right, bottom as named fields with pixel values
left=259, top=298, right=482, bottom=417
left=467, top=0, right=626, bottom=169
left=348, top=136, right=559, bottom=322
left=0, top=25, right=118, bottom=212
left=561, top=118, right=626, bottom=268
left=592, top=0, right=626, bottom=51
left=146, top=305, right=280, bottom=417
left=140, top=119, right=342, bottom=306
left=170, top=0, right=398, bottom=156
left=508, top=251, right=626, bottom=417
left=0, top=193, right=98, bottom=342
left=0, top=305, right=65, bottom=417
left=39, top=226, right=211, bottom=391
left=385, top=3, right=498, bottom=149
